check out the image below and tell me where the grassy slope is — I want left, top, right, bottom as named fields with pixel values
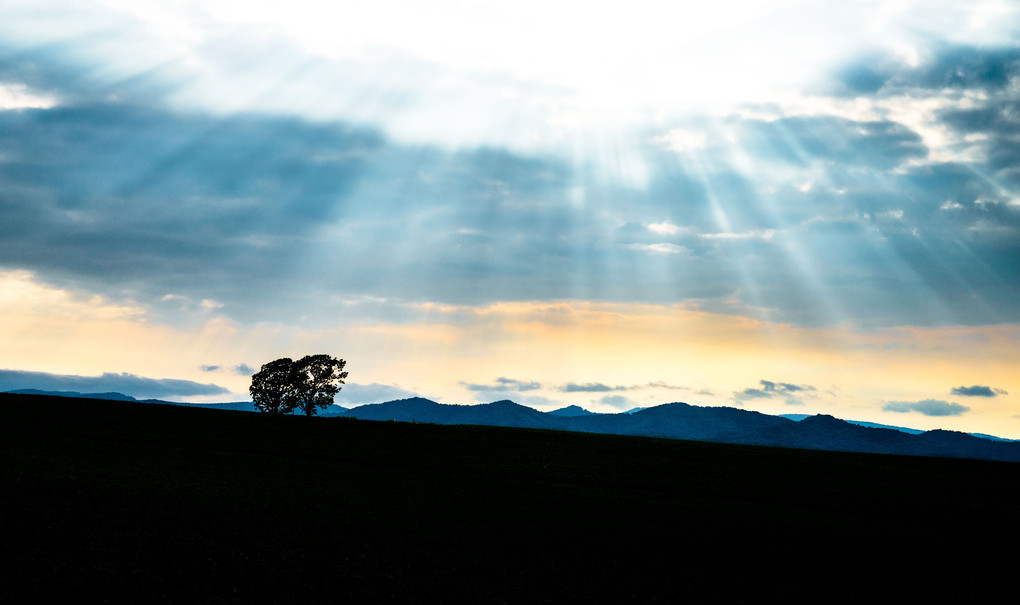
left=3, top=392, right=1019, bottom=603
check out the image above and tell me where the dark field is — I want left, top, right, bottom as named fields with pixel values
left=3, top=392, right=1018, bottom=603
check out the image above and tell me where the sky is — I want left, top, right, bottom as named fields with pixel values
left=2, top=0, right=1019, bottom=436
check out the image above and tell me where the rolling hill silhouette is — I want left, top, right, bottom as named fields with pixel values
left=340, top=397, right=1020, bottom=462
left=4, top=390, right=1019, bottom=603
left=8, top=389, right=1018, bottom=462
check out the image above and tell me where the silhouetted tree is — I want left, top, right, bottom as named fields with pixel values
left=291, top=354, right=348, bottom=416
left=249, top=357, right=298, bottom=414
left=249, top=355, right=348, bottom=416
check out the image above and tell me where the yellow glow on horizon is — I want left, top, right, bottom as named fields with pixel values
left=2, top=270, right=1018, bottom=436
left=377, top=300, right=1020, bottom=433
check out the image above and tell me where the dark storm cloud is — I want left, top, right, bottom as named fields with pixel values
left=882, top=399, right=970, bottom=417
left=939, top=99, right=1020, bottom=187
left=904, top=45, right=1019, bottom=91
left=0, top=103, right=383, bottom=306
left=735, top=116, right=927, bottom=170
left=0, top=40, right=176, bottom=108
left=833, top=54, right=895, bottom=95
left=829, top=42, right=1020, bottom=192
left=0, top=38, right=633, bottom=318
left=824, top=41, right=1020, bottom=198
left=641, top=89, right=1019, bottom=327
left=860, top=164, right=1020, bottom=322
left=692, top=140, right=1020, bottom=326
left=939, top=101, right=1020, bottom=137
left=0, top=93, right=588, bottom=318
left=831, top=44, right=1020, bottom=96
left=0, top=369, right=229, bottom=399
left=951, top=385, right=1007, bottom=398
left=2, top=40, right=1020, bottom=330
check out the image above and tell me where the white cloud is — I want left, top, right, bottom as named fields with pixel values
left=0, top=84, right=57, bottom=110
left=700, top=230, right=776, bottom=241
left=12, top=0, right=987, bottom=150
left=646, top=221, right=683, bottom=236
left=878, top=209, right=905, bottom=220
left=626, top=243, right=690, bottom=255
left=653, top=129, right=708, bottom=154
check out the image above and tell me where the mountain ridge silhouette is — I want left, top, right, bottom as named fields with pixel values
left=8, top=389, right=1018, bottom=462
left=339, top=397, right=1020, bottom=462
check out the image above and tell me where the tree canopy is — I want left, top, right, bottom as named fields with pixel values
left=249, top=355, right=347, bottom=416
left=249, top=357, right=296, bottom=414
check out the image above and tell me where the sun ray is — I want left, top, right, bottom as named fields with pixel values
left=1, top=1, right=1018, bottom=435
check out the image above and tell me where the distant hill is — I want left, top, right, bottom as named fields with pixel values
left=7, top=389, right=146, bottom=402
left=4, top=389, right=346, bottom=415
left=345, top=398, right=562, bottom=430
left=547, top=404, right=596, bottom=417
left=7, top=389, right=1017, bottom=462
left=341, top=398, right=1020, bottom=463
left=782, top=413, right=926, bottom=435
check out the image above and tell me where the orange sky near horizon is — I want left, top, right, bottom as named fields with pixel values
left=3, top=269, right=1017, bottom=438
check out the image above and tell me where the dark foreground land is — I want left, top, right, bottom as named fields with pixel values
left=3, top=393, right=1019, bottom=603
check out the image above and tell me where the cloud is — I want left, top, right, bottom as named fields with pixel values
left=560, top=380, right=693, bottom=401
left=333, top=382, right=417, bottom=405
left=0, top=369, right=229, bottom=400
left=2, top=6, right=1019, bottom=441
left=0, top=102, right=386, bottom=320
left=560, top=382, right=628, bottom=393
left=827, top=44, right=1020, bottom=101
left=624, top=243, right=690, bottom=255
left=734, top=380, right=816, bottom=403
left=1, top=26, right=1019, bottom=336
left=204, top=363, right=254, bottom=376
left=735, top=116, right=928, bottom=170
left=734, top=387, right=773, bottom=401
left=460, top=376, right=694, bottom=409
left=0, top=83, right=56, bottom=110
left=461, top=377, right=541, bottom=392
left=598, top=395, right=634, bottom=410
left=646, top=221, right=684, bottom=236
left=951, top=385, right=1007, bottom=398
left=462, top=377, right=544, bottom=404
left=644, top=381, right=689, bottom=391
left=882, top=399, right=971, bottom=417
left=506, top=394, right=561, bottom=410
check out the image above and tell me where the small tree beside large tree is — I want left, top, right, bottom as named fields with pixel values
left=249, top=354, right=348, bottom=416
